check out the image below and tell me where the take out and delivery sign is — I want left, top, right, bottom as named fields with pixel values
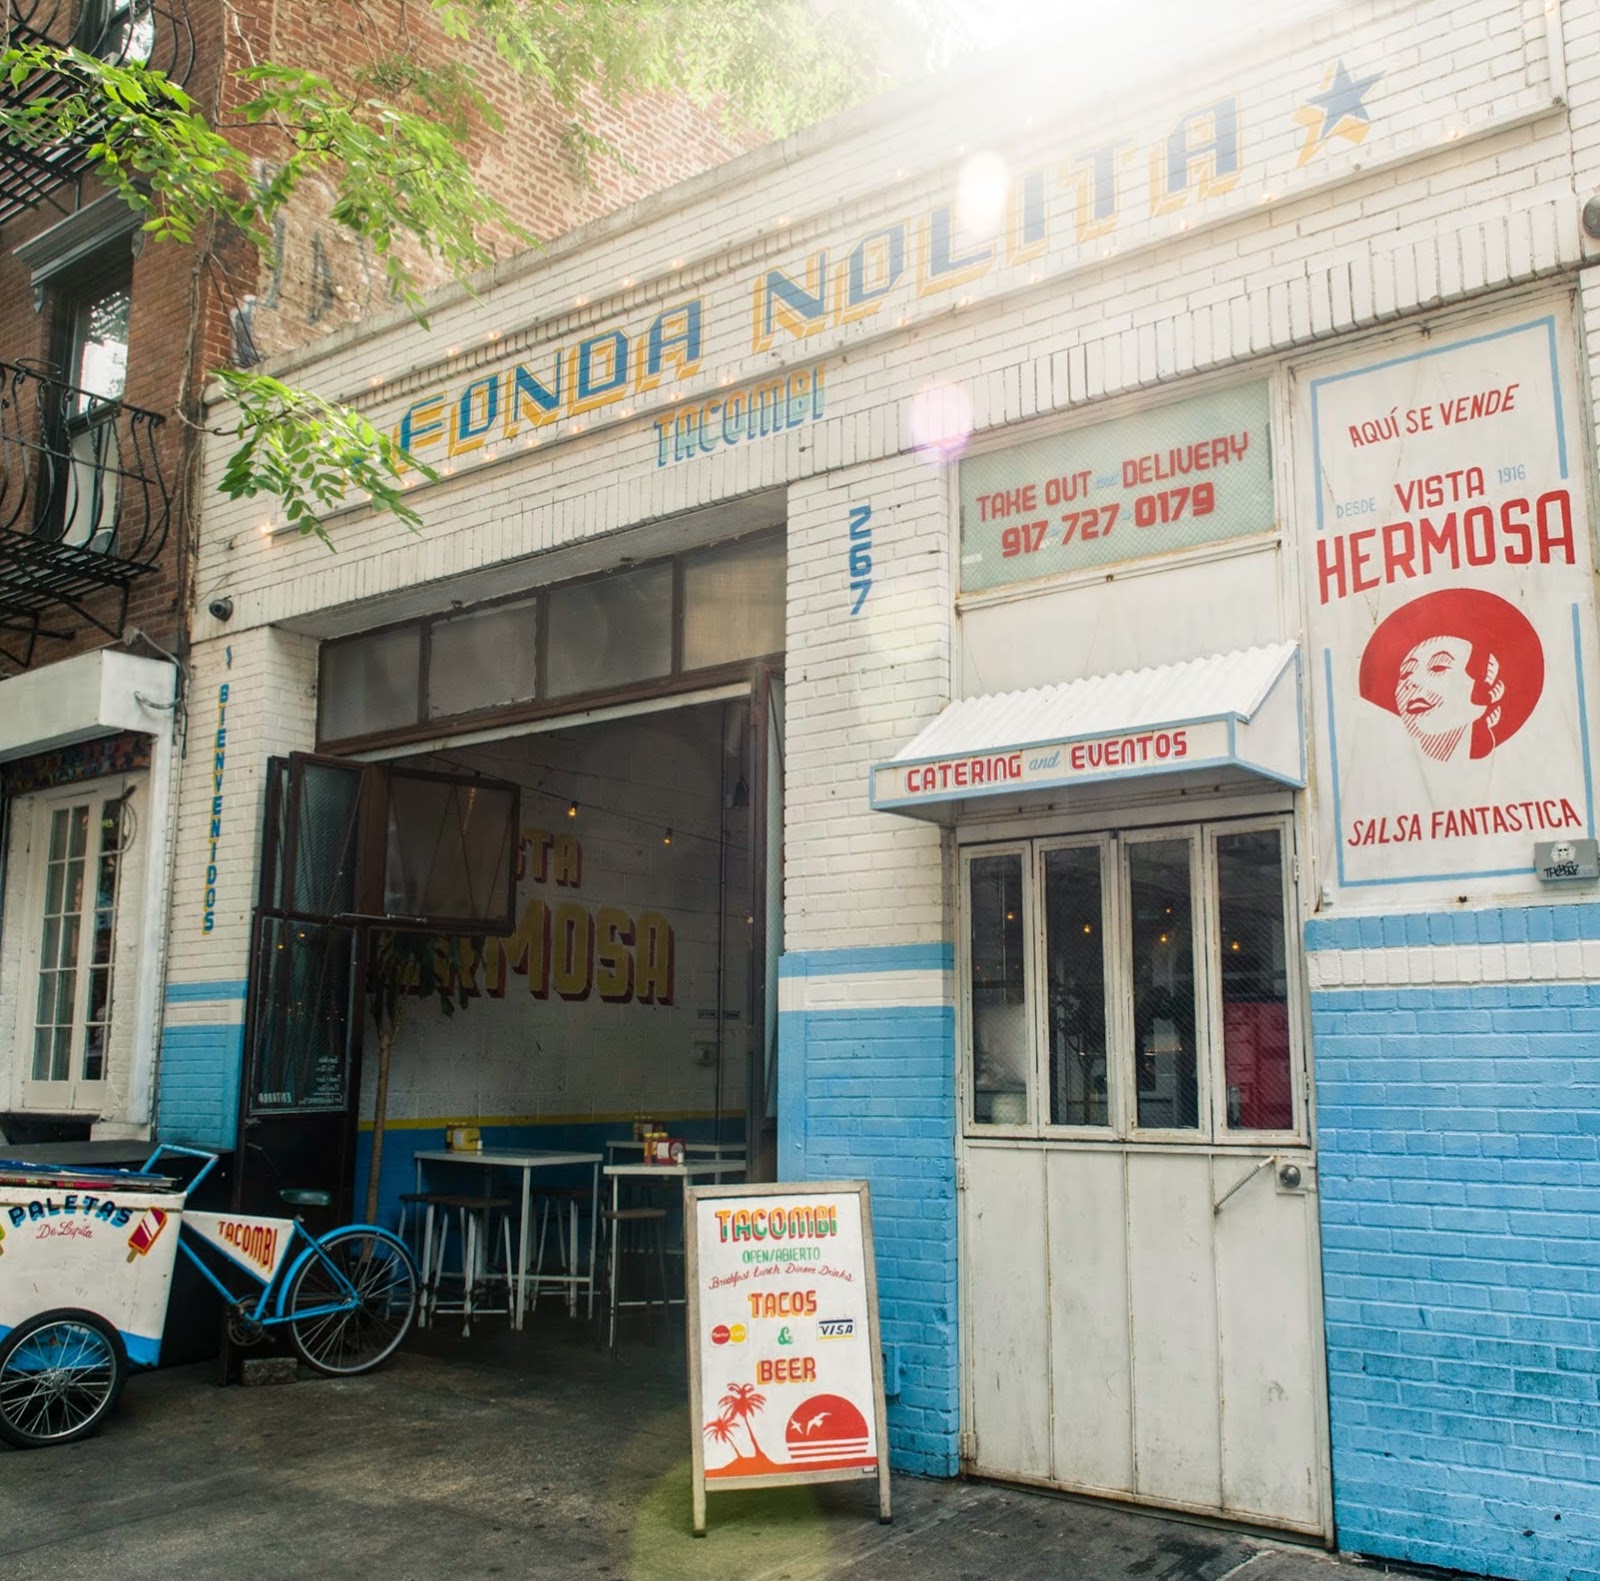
left=959, top=382, right=1274, bottom=592
left=687, top=1181, right=890, bottom=1535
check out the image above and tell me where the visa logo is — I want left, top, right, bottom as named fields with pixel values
left=817, top=1318, right=855, bottom=1340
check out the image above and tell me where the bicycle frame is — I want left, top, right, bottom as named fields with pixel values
left=140, top=1144, right=379, bottom=1332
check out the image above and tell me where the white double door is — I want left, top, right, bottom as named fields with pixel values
left=957, top=818, right=1331, bottom=1537
left=962, top=1140, right=1328, bottom=1535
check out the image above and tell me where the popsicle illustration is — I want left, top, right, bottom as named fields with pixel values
left=126, top=1207, right=169, bottom=1262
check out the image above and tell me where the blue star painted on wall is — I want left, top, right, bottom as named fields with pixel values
left=1296, top=61, right=1384, bottom=166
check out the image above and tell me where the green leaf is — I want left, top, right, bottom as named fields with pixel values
left=4, top=3, right=966, bottom=544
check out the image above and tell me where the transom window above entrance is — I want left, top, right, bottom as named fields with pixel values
left=963, top=819, right=1304, bottom=1142
left=317, top=531, right=782, bottom=749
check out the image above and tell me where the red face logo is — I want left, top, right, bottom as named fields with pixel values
left=1358, top=589, right=1544, bottom=763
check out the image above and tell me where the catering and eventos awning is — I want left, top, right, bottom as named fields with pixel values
left=870, top=643, right=1303, bottom=820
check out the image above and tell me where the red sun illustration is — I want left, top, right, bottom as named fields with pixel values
left=785, top=1393, right=872, bottom=1468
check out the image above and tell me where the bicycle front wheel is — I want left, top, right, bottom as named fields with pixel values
left=0, top=1310, right=127, bottom=1448
left=285, top=1228, right=417, bottom=1376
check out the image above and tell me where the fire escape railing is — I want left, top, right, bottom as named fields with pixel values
left=0, top=359, right=172, bottom=667
left=1, top=1, right=196, bottom=227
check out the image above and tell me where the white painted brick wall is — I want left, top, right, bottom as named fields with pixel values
left=167, top=631, right=317, bottom=988
left=169, top=0, right=1597, bottom=963
left=784, top=456, right=951, bottom=953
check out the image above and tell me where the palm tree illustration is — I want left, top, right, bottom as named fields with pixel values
left=718, top=1382, right=769, bottom=1459
left=703, top=1412, right=738, bottom=1458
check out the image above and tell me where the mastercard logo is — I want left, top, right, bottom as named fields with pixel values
left=710, top=1324, right=747, bottom=1345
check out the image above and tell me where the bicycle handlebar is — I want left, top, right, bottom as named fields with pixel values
left=141, top=1144, right=221, bottom=1196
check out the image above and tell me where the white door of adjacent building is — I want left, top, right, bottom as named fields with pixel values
left=958, top=817, right=1331, bottom=1538
left=4, top=776, right=140, bottom=1117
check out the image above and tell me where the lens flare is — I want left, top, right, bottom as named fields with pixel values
left=909, top=382, right=975, bottom=464
left=955, top=151, right=1009, bottom=241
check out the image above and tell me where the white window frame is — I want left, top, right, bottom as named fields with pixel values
left=961, top=814, right=1307, bottom=1147
left=10, top=776, right=133, bottom=1115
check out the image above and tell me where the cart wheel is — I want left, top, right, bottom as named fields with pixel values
left=286, top=1228, right=417, bottom=1376
left=0, top=1310, right=127, bottom=1449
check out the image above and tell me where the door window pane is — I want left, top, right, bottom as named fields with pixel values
left=72, top=280, right=130, bottom=410
left=545, top=564, right=673, bottom=696
left=1042, top=846, right=1109, bottom=1126
left=289, top=760, right=363, bottom=917
left=1128, top=839, right=1200, bottom=1130
left=249, top=918, right=356, bottom=1112
left=320, top=626, right=422, bottom=740
left=969, top=854, right=1028, bottom=1125
left=82, top=798, right=126, bottom=1083
left=29, top=798, right=120, bottom=1087
left=427, top=597, right=538, bottom=719
left=1217, top=830, right=1293, bottom=1130
left=32, top=805, right=88, bottom=1081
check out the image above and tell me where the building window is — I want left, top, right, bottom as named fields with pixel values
left=962, top=818, right=1302, bottom=1141
left=18, top=785, right=129, bottom=1108
left=78, top=0, right=156, bottom=64
left=63, top=269, right=132, bottom=407
left=317, top=530, right=784, bottom=747
left=37, top=257, right=132, bottom=548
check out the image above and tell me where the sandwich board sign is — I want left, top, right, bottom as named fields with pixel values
left=686, top=1179, right=891, bottom=1536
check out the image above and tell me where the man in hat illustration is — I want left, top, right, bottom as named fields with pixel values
left=1358, top=588, right=1543, bottom=765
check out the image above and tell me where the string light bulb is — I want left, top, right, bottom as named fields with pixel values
left=663, top=828, right=673, bottom=846
left=567, top=800, right=578, bottom=819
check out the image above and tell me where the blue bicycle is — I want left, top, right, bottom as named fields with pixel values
left=0, top=1144, right=417, bottom=1448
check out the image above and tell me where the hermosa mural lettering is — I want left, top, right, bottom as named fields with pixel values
left=415, top=827, right=675, bottom=1006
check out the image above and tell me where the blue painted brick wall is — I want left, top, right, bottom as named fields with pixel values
left=1310, top=906, right=1600, bottom=1581
left=778, top=960, right=958, bottom=1478
left=155, top=1024, right=243, bottom=1149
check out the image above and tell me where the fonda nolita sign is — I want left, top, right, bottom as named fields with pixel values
left=685, top=1180, right=891, bottom=1536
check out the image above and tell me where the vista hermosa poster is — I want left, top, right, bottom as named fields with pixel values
left=1302, top=309, right=1598, bottom=893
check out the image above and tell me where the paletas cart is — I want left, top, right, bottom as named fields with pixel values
left=0, top=1146, right=417, bottom=1449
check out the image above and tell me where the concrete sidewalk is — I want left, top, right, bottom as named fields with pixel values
left=0, top=1322, right=1399, bottom=1581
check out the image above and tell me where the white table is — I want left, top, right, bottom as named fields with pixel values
left=602, top=1157, right=745, bottom=1352
left=604, top=1139, right=747, bottom=1161
left=413, top=1148, right=602, bottom=1328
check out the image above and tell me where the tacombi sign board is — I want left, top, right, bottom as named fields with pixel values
left=1302, top=305, right=1598, bottom=894
left=0, top=1174, right=186, bottom=1366
left=686, top=1180, right=891, bottom=1536
left=183, top=1210, right=297, bottom=1285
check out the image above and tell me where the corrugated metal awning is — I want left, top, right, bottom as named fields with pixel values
left=870, top=643, right=1303, bottom=820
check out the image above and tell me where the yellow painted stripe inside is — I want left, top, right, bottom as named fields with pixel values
left=356, top=1108, right=740, bottom=1132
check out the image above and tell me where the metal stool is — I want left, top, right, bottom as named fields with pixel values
left=531, top=1186, right=598, bottom=1317
left=401, top=1191, right=513, bottom=1335
left=600, top=1205, right=669, bottom=1356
